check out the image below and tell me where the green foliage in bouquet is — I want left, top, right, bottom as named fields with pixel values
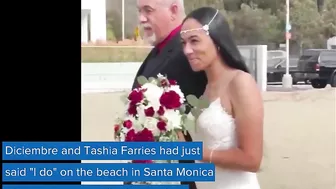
left=183, top=94, right=211, bottom=132
left=137, top=75, right=149, bottom=86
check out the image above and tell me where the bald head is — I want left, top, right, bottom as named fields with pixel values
left=137, top=0, right=186, bottom=45
left=159, top=0, right=185, bottom=16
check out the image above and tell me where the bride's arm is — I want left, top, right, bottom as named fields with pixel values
left=202, top=72, right=264, bottom=173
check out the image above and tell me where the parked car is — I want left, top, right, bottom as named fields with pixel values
left=267, top=50, right=303, bottom=84
left=330, top=69, right=336, bottom=87
left=296, top=49, right=324, bottom=85
left=312, top=50, right=336, bottom=88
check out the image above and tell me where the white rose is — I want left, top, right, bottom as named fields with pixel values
left=163, top=109, right=182, bottom=131
left=137, top=104, right=147, bottom=124
left=132, top=120, right=143, bottom=133
left=169, top=85, right=185, bottom=103
left=143, top=117, right=160, bottom=137
left=141, top=83, right=163, bottom=111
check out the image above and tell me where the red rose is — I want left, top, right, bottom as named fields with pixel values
left=128, top=90, right=143, bottom=104
left=123, top=120, right=132, bottom=129
left=125, top=129, right=136, bottom=141
left=132, top=160, right=153, bottom=163
left=144, top=107, right=155, bottom=117
left=157, top=106, right=165, bottom=116
left=157, top=121, right=167, bottom=131
left=159, top=91, right=181, bottom=109
left=114, top=124, right=120, bottom=133
left=127, top=102, right=137, bottom=116
left=135, top=128, right=154, bottom=142
left=169, top=80, right=177, bottom=85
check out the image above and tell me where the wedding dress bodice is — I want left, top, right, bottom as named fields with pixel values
left=189, top=98, right=260, bottom=189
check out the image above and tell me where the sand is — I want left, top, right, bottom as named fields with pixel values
left=81, top=88, right=336, bottom=189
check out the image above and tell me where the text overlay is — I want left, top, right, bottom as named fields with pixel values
left=2, top=142, right=202, bottom=160
left=3, top=163, right=215, bottom=182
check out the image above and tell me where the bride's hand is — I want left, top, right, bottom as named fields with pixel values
left=176, top=130, right=186, bottom=141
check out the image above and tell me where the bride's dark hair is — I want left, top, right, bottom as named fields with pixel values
left=182, top=7, right=249, bottom=73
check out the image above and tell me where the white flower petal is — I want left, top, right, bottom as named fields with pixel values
left=143, top=117, right=160, bottom=136
left=163, top=109, right=182, bottom=131
left=141, top=83, right=164, bottom=111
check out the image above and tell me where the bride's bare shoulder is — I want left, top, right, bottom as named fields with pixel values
left=231, top=71, right=257, bottom=89
left=228, top=70, right=261, bottom=101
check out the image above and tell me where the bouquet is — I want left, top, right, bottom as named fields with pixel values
left=114, top=74, right=209, bottom=185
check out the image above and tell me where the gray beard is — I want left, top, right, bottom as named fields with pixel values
left=143, top=34, right=157, bottom=46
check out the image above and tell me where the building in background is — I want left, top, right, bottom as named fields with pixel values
left=81, top=0, right=107, bottom=43
left=327, top=36, right=336, bottom=49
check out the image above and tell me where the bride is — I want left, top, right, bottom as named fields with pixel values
left=179, top=7, right=264, bottom=189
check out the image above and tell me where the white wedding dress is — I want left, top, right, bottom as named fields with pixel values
left=189, top=98, right=260, bottom=189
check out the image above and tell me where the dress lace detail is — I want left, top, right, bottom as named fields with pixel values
left=189, top=98, right=260, bottom=189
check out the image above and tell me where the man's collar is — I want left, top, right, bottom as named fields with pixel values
left=156, top=25, right=182, bottom=53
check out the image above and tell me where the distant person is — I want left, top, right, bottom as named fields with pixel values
left=179, top=7, right=263, bottom=189
left=131, top=0, right=207, bottom=188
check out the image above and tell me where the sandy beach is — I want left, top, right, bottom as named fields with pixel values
left=81, top=88, right=335, bottom=189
